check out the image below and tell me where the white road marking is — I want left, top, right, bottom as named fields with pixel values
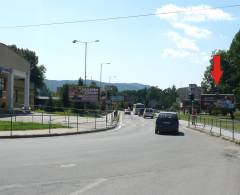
left=68, top=178, right=107, bottom=195
left=60, top=163, right=76, bottom=168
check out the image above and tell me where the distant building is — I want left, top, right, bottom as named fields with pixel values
left=177, top=84, right=201, bottom=112
left=0, top=43, right=33, bottom=111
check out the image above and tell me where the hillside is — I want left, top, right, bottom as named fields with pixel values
left=44, top=79, right=149, bottom=92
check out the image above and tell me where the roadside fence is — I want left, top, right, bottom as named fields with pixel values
left=183, top=114, right=240, bottom=142
left=0, top=106, right=120, bottom=137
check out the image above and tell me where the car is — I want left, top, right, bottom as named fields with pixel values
left=143, top=108, right=154, bottom=119
left=124, top=109, right=131, bottom=115
left=138, top=108, right=144, bottom=116
left=155, top=112, right=179, bottom=134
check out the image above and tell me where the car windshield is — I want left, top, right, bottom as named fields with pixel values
left=136, top=105, right=144, bottom=108
left=159, top=113, right=177, bottom=119
left=146, top=109, right=153, bottom=112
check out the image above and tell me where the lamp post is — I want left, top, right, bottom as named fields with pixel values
left=72, top=40, right=99, bottom=85
left=100, top=62, right=111, bottom=88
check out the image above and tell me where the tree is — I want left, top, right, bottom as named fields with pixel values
left=90, top=81, right=97, bottom=87
left=60, top=84, right=70, bottom=107
left=45, top=95, right=54, bottom=112
left=38, top=83, right=51, bottom=96
left=8, top=45, right=46, bottom=96
left=201, top=30, right=240, bottom=103
left=78, top=77, right=84, bottom=86
left=146, top=87, right=161, bottom=107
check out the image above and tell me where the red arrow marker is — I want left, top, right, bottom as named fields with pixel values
left=211, top=55, right=223, bottom=86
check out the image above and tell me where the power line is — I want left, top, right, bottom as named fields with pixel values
left=0, top=4, right=240, bottom=29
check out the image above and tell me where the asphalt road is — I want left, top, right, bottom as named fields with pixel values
left=0, top=114, right=240, bottom=195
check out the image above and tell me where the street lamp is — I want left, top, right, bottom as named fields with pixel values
left=100, top=62, right=111, bottom=88
left=72, top=39, right=99, bottom=85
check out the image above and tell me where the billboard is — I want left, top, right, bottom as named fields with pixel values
left=69, top=86, right=99, bottom=103
left=201, top=94, right=234, bottom=110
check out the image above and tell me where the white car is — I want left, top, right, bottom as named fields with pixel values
left=143, top=108, right=154, bottom=119
left=124, top=109, right=131, bottom=115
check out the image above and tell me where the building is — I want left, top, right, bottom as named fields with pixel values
left=0, top=43, right=31, bottom=111
left=177, top=84, right=202, bottom=112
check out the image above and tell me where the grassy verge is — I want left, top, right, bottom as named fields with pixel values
left=0, top=121, right=66, bottom=131
left=34, top=109, right=106, bottom=118
left=179, top=113, right=240, bottom=132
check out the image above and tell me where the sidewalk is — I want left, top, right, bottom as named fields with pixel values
left=181, top=120, right=240, bottom=143
left=0, top=113, right=121, bottom=138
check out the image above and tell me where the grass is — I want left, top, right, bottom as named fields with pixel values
left=179, top=113, right=240, bottom=132
left=34, top=109, right=106, bottom=118
left=0, top=121, right=66, bottom=131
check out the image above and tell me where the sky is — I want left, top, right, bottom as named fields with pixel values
left=0, top=0, right=239, bottom=89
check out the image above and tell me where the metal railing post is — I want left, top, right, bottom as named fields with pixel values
left=188, top=114, right=190, bottom=127
left=220, top=120, right=222, bottom=136
left=95, top=111, right=97, bottom=129
left=232, top=120, right=235, bottom=140
left=106, top=113, right=108, bottom=128
left=42, top=112, right=44, bottom=125
left=49, top=115, right=51, bottom=135
left=32, top=115, right=34, bottom=130
left=77, top=113, right=79, bottom=132
left=68, top=114, right=70, bottom=128
left=210, top=119, right=213, bottom=134
left=10, top=115, right=13, bottom=137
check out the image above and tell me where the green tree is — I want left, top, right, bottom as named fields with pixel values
left=78, top=77, right=84, bottom=86
left=201, top=30, right=240, bottom=103
left=60, top=84, right=70, bottom=107
left=8, top=45, right=46, bottom=95
left=90, top=81, right=97, bottom=87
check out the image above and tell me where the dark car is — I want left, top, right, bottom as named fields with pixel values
left=155, top=112, right=179, bottom=134
left=138, top=108, right=144, bottom=116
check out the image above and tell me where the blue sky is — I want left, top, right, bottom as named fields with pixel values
left=0, top=0, right=239, bottom=88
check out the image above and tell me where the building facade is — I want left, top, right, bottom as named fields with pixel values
left=177, top=84, right=202, bottom=112
left=0, top=43, right=31, bottom=110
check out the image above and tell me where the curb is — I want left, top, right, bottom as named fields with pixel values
left=0, top=124, right=119, bottom=139
left=186, top=125, right=240, bottom=146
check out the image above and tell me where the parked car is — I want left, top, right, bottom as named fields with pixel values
left=124, top=108, right=131, bottom=115
left=143, top=108, right=154, bottom=119
left=155, top=112, right=179, bottom=134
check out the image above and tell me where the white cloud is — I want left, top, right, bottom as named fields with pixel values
left=167, top=31, right=199, bottom=51
left=161, top=48, right=191, bottom=59
left=171, top=22, right=211, bottom=38
left=156, top=4, right=234, bottom=23
left=160, top=48, right=210, bottom=64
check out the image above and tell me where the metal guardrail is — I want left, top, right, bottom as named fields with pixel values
left=0, top=109, right=120, bottom=137
left=183, top=114, right=239, bottom=141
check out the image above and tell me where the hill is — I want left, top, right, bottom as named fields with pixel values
left=44, top=79, right=149, bottom=92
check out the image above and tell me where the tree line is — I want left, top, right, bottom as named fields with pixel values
left=201, top=30, right=240, bottom=106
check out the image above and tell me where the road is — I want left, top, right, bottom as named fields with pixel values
left=0, top=114, right=240, bottom=195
